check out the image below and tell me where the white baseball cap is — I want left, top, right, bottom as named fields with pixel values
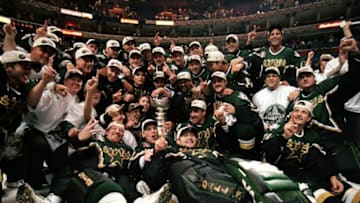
left=106, top=121, right=125, bottom=130
left=141, top=119, right=157, bottom=132
left=177, top=71, right=192, bottom=81
left=264, top=66, right=280, bottom=75
left=176, top=124, right=197, bottom=140
left=47, top=26, right=62, bottom=34
left=129, top=49, right=142, bottom=58
left=122, top=36, right=135, bottom=46
left=132, top=66, right=146, bottom=76
left=189, top=41, right=202, bottom=48
left=32, top=37, right=56, bottom=50
left=152, top=47, right=166, bottom=56
left=171, top=46, right=184, bottom=54
left=64, top=69, right=83, bottom=79
left=73, top=42, right=86, bottom=49
left=86, top=39, right=99, bottom=45
left=106, top=40, right=120, bottom=49
left=153, top=71, right=166, bottom=80
left=297, top=66, right=314, bottom=79
left=191, top=99, right=206, bottom=111
left=204, top=44, right=219, bottom=56
left=75, top=47, right=95, bottom=59
left=139, top=43, right=151, bottom=52
left=207, top=50, right=224, bottom=62
left=211, top=71, right=227, bottom=81
left=0, top=50, right=31, bottom=64
left=47, top=33, right=60, bottom=43
left=294, top=100, right=314, bottom=116
left=107, top=59, right=122, bottom=71
left=226, top=34, right=239, bottom=42
left=188, top=55, right=201, bottom=63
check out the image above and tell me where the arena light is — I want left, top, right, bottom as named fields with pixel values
left=0, top=15, right=11, bottom=24
left=61, top=29, right=83, bottom=37
left=155, top=20, right=174, bottom=26
left=317, top=21, right=342, bottom=30
left=121, top=18, right=139, bottom=25
left=60, top=8, right=93, bottom=20
left=82, top=12, right=93, bottom=20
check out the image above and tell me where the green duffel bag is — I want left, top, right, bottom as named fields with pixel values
left=225, top=158, right=311, bottom=203
left=168, top=159, right=252, bottom=203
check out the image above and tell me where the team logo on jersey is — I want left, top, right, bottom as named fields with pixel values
left=263, top=104, right=286, bottom=124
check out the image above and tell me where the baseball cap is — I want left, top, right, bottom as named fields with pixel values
left=105, top=104, right=122, bottom=114
left=204, top=44, right=219, bottom=55
left=153, top=71, right=166, bottom=80
left=188, top=55, right=201, bottom=63
left=211, top=71, right=227, bottom=81
left=171, top=46, right=184, bottom=54
left=320, top=54, right=334, bottom=61
left=86, top=39, right=99, bottom=46
left=47, top=33, right=60, bottom=43
left=122, top=36, right=135, bottom=46
left=132, top=66, right=146, bottom=76
left=297, top=66, right=314, bottom=79
left=177, top=71, right=192, bottom=81
left=106, top=40, right=120, bottom=49
left=176, top=123, right=197, bottom=140
left=191, top=100, right=206, bottom=111
left=32, top=37, right=56, bottom=51
left=129, top=49, right=142, bottom=58
left=75, top=47, right=95, bottom=60
left=207, top=51, right=224, bottom=62
left=139, top=43, right=151, bottom=52
left=107, top=59, right=122, bottom=71
left=127, top=103, right=144, bottom=112
left=226, top=34, right=239, bottom=42
left=47, top=26, right=62, bottom=34
left=152, top=47, right=166, bottom=56
left=189, top=41, right=201, bottom=48
left=106, top=121, right=125, bottom=130
left=0, top=50, right=31, bottom=64
left=64, top=69, right=83, bottom=79
left=294, top=100, right=314, bottom=116
left=264, top=66, right=280, bottom=75
left=73, top=42, right=86, bottom=49
left=141, top=119, right=157, bottom=132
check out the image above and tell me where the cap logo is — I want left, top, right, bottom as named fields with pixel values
left=19, top=54, right=26, bottom=59
left=111, top=42, right=117, bottom=46
left=82, top=50, right=88, bottom=54
left=41, top=40, right=48, bottom=44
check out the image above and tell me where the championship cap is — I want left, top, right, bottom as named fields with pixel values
left=0, top=50, right=31, bottom=64
left=211, top=71, right=227, bottom=81
left=107, top=59, right=122, bottom=71
left=226, top=34, right=239, bottom=42
left=106, top=40, right=120, bottom=49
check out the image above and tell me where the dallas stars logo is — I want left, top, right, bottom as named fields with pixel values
left=285, top=139, right=310, bottom=163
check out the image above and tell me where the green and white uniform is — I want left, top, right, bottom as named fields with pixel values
left=261, top=46, right=301, bottom=86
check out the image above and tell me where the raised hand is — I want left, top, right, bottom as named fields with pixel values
left=283, top=121, right=298, bottom=139
left=34, top=20, right=48, bottom=40
left=55, top=84, right=69, bottom=97
left=154, top=32, right=163, bottom=46
left=78, top=118, right=99, bottom=141
left=86, top=76, right=99, bottom=94
left=247, top=25, right=257, bottom=45
left=2, top=20, right=17, bottom=39
left=42, top=58, right=57, bottom=84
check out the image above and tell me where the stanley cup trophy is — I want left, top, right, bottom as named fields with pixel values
left=151, top=96, right=170, bottom=137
